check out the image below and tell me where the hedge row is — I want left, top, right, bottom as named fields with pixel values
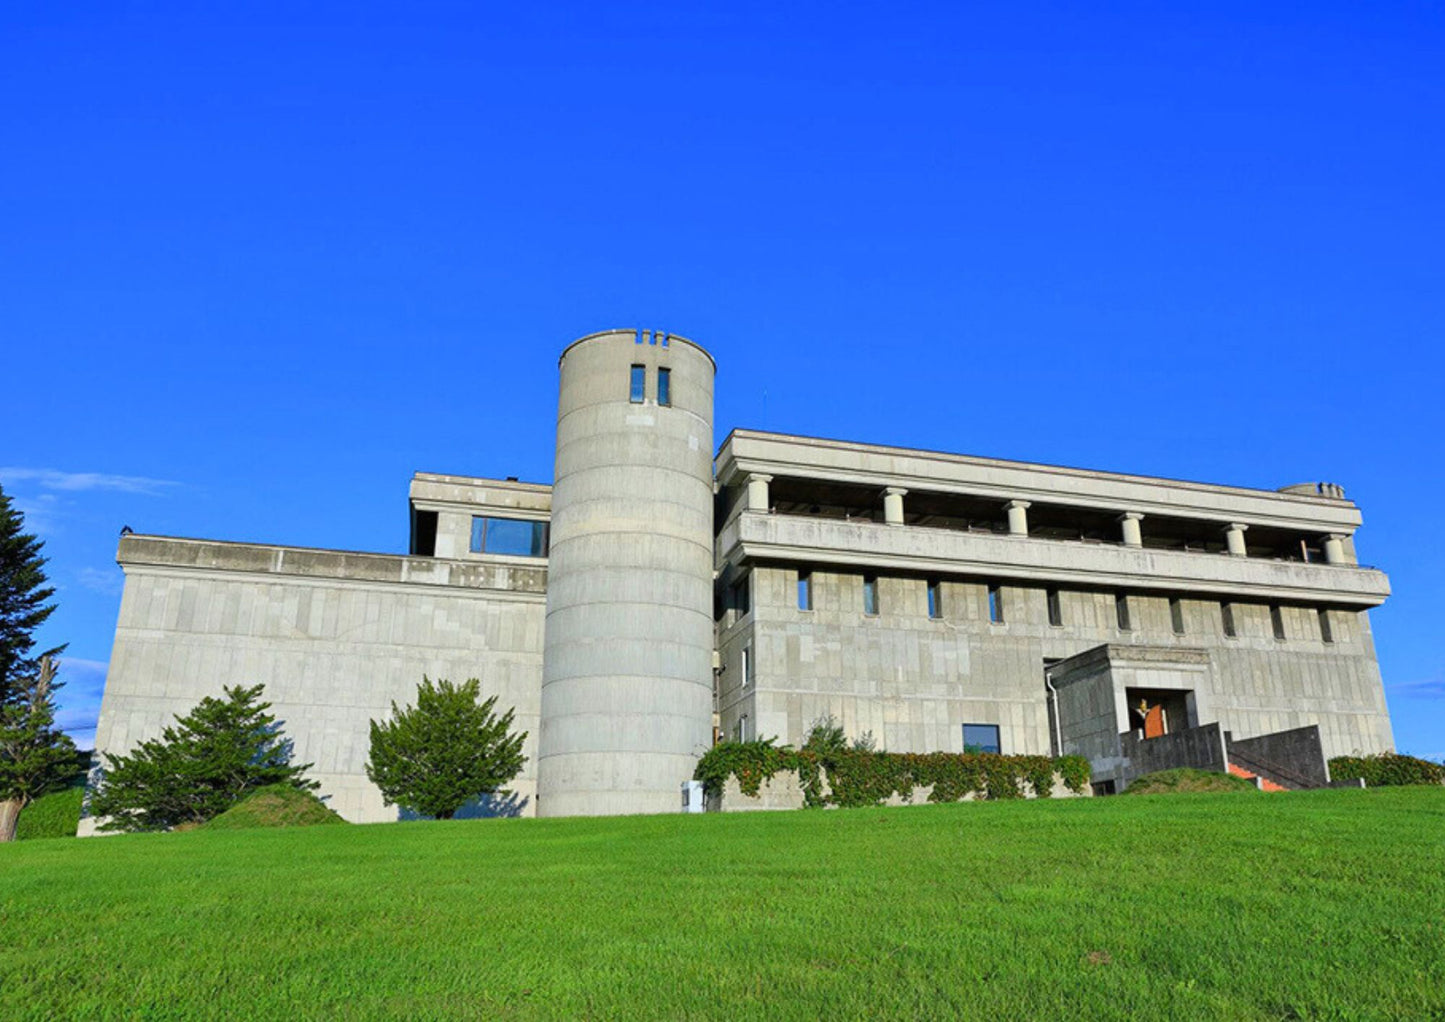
left=1329, top=753, right=1445, bottom=788
left=694, top=739, right=1091, bottom=808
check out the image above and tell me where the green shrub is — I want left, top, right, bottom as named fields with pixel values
left=16, top=784, right=84, bottom=839
left=1123, top=768, right=1258, bottom=796
left=204, top=784, right=346, bottom=830
left=694, top=739, right=1090, bottom=807
left=1329, top=753, right=1445, bottom=788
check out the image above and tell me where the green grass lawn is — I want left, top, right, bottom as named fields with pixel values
left=3, top=788, right=1443, bottom=1020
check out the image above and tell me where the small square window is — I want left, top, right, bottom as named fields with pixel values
left=863, top=575, right=879, bottom=616
left=1047, top=589, right=1063, bottom=627
left=797, top=570, right=813, bottom=611
left=1170, top=598, right=1186, bottom=636
left=657, top=367, right=671, bottom=407
left=988, top=584, right=1004, bottom=624
left=629, top=364, right=646, bottom=403
left=1318, top=608, right=1334, bottom=644
left=927, top=580, right=942, bottom=620
left=963, top=723, right=1001, bottom=754
left=1222, top=602, right=1237, bottom=638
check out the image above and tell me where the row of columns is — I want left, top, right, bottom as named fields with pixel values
left=741, top=474, right=1350, bottom=563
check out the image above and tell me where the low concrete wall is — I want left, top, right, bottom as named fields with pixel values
left=714, top=770, right=1088, bottom=811
left=1121, top=722, right=1228, bottom=789
left=1226, top=725, right=1329, bottom=789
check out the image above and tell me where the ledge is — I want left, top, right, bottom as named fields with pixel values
left=116, top=535, right=548, bottom=595
left=721, top=512, right=1390, bottom=608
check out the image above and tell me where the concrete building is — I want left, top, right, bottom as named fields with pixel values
left=83, top=328, right=1395, bottom=828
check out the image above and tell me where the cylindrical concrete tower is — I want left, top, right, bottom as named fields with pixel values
left=537, top=329, right=716, bottom=816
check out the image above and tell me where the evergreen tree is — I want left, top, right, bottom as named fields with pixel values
left=88, top=684, right=315, bottom=832
left=0, top=484, right=64, bottom=706
left=0, top=656, right=78, bottom=841
left=366, top=677, right=527, bottom=820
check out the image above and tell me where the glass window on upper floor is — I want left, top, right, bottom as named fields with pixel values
left=988, top=584, right=1004, bottom=624
left=1047, top=589, right=1063, bottom=627
left=1221, top=602, right=1238, bottom=638
left=1170, top=597, right=1186, bottom=635
left=1115, top=593, right=1132, bottom=632
left=630, top=364, right=646, bottom=403
left=927, top=579, right=942, bottom=620
left=657, top=367, right=671, bottom=407
left=470, top=516, right=549, bottom=557
left=863, top=575, right=879, bottom=616
left=1271, top=604, right=1287, bottom=641
left=963, top=723, right=1002, bottom=755
left=797, top=570, right=813, bottom=611
left=1318, top=608, right=1334, bottom=644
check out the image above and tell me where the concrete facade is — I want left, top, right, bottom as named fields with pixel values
left=83, top=327, right=1399, bottom=828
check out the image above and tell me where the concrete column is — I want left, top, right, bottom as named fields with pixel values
left=745, top=474, right=772, bottom=512
left=1322, top=534, right=1347, bottom=565
left=1005, top=500, right=1031, bottom=536
left=883, top=487, right=908, bottom=525
left=1224, top=523, right=1249, bottom=557
left=1119, top=512, right=1144, bottom=548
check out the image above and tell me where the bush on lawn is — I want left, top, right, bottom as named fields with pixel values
left=1328, top=753, right=1445, bottom=788
left=16, top=784, right=84, bottom=839
left=1123, top=768, right=1259, bottom=796
left=204, top=784, right=345, bottom=830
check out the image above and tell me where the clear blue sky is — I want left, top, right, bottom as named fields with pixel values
left=3, top=2, right=1441, bottom=756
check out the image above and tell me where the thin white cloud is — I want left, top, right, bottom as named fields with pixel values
left=1387, top=678, right=1445, bottom=700
left=0, top=467, right=178, bottom=495
left=77, top=566, right=124, bottom=596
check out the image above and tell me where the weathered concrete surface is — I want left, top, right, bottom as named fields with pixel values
left=1120, top=722, right=1230, bottom=788
left=83, top=536, right=545, bottom=831
left=1226, top=724, right=1330, bottom=789
left=537, top=330, right=716, bottom=817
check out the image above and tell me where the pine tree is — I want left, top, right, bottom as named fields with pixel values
left=0, top=484, right=65, bottom=707
left=366, top=677, right=527, bottom=820
left=88, top=684, right=316, bottom=832
left=0, top=656, right=78, bottom=841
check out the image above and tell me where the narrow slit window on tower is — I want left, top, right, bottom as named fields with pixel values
left=1170, top=597, right=1186, bottom=635
left=797, top=570, right=813, bottom=611
left=1222, top=602, right=1237, bottom=637
left=741, top=645, right=752, bottom=688
left=927, top=579, right=942, bottom=619
left=629, top=364, right=646, bottom=403
left=1318, top=608, right=1334, bottom=644
left=988, top=584, right=1004, bottom=623
left=657, top=367, right=671, bottom=407
left=1115, top=593, right=1132, bottom=632
left=1271, top=604, right=1287, bottom=641
left=1047, top=588, right=1063, bottom=627
left=863, top=575, right=879, bottom=616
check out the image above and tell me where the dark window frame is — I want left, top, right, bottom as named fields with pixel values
left=1115, top=593, right=1132, bottom=632
left=1222, top=602, right=1237, bottom=638
left=862, top=575, right=879, bottom=617
left=1169, top=597, right=1186, bottom=636
left=629, top=364, right=646, bottom=403
left=1318, top=608, right=1334, bottom=644
left=927, top=579, right=942, bottom=620
left=797, top=570, right=813, bottom=611
left=1270, top=604, right=1287, bottom=641
left=987, top=584, right=1004, bottom=624
left=1047, top=588, right=1063, bottom=627
left=657, top=366, right=672, bottom=407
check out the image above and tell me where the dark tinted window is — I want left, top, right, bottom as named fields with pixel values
left=657, top=367, right=671, bottom=406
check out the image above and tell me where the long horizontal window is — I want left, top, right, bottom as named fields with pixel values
left=470, top=516, right=548, bottom=557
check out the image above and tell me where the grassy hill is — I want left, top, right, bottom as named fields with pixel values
left=3, top=788, right=1443, bottom=1020
left=202, top=783, right=346, bottom=830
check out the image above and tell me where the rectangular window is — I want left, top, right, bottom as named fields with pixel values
left=1271, top=604, right=1287, bottom=641
left=732, top=574, right=750, bottom=617
left=862, top=575, right=879, bottom=616
left=963, top=723, right=1002, bottom=755
left=1115, top=593, right=1132, bottom=632
left=1318, top=608, right=1334, bottom=644
left=741, top=645, right=752, bottom=688
left=469, top=516, right=549, bottom=557
left=797, top=570, right=813, bottom=611
left=988, top=584, right=1004, bottom=623
left=927, top=580, right=942, bottom=619
left=657, top=367, right=671, bottom=407
left=1170, top=597, right=1185, bottom=636
left=629, top=364, right=646, bottom=403
left=1047, top=589, right=1062, bottom=627
left=1222, top=602, right=1237, bottom=638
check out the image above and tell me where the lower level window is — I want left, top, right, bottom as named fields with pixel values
left=963, top=723, right=1001, bottom=754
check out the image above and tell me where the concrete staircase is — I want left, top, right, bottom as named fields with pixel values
left=1226, top=761, right=1289, bottom=792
